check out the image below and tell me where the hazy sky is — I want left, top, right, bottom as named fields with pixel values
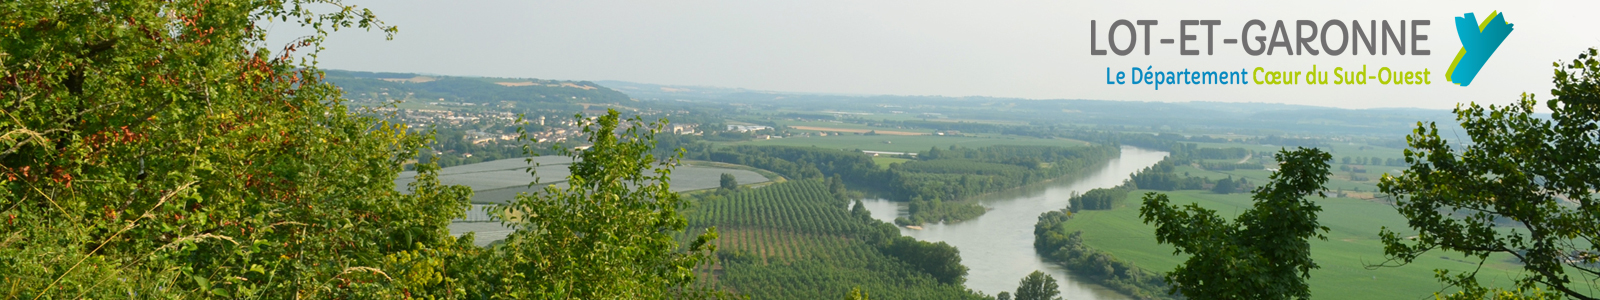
left=268, top=0, right=1600, bottom=109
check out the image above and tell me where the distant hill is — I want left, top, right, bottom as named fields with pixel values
left=326, top=70, right=633, bottom=104
left=596, top=80, right=1476, bottom=137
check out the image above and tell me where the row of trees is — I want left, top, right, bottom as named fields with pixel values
left=1033, top=210, right=1173, bottom=299
left=1339, top=156, right=1407, bottom=166
left=887, top=145, right=1120, bottom=224
left=701, top=144, right=1119, bottom=225
left=1069, top=187, right=1133, bottom=212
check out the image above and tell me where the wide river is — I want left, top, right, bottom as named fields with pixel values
left=858, top=146, right=1168, bottom=299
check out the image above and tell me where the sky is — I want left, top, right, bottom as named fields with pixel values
left=266, top=0, right=1600, bottom=110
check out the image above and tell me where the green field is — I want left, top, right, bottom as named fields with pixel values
left=1190, top=141, right=1412, bottom=167
left=774, top=120, right=922, bottom=132
left=720, top=134, right=1090, bottom=153
left=1056, top=189, right=1525, bottom=299
left=871, top=156, right=911, bottom=169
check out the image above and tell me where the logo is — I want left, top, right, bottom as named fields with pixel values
left=1446, top=11, right=1513, bottom=87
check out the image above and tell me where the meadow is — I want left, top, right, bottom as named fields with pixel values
left=1056, top=189, right=1526, bottom=299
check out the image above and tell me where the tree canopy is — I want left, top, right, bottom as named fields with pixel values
left=0, top=2, right=718, bottom=298
left=0, top=1, right=478, bottom=297
left=1139, top=148, right=1332, bottom=300
left=1014, top=270, right=1063, bottom=300
left=492, top=109, right=721, bottom=298
left=1378, top=48, right=1600, bottom=300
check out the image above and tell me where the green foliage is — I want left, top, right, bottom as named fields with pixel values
left=417, top=126, right=556, bottom=168
left=1070, top=187, right=1132, bottom=212
left=1168, top=144, right=1250, bottom=160
left=492, top=109, right=720, bottom=298
left=1129, top=159, right=1209, bottom=191
left=1034, top=210, right=1172, bottom=299
left=846, top=287, right=872, bottom=300
left=879, top=235, right=967, bottom=285
left=1378, top=48, right=1600, bottom=299
left=709, top=145, right=881, bottom=182
left=1211, top=176, right=1246, bottom=194
left=720, top=172, right=738, bottom=190
left=1138, top=148, right=1333, bottom=300
left=904, top=195, right=986, bottom=225
left=0, top=1, right=502, bottom=298
left=1200, top=161, right=1265, bottom=171
left=706, top=144, right=1117, bottom=225
left=891, top=145, right=1119, bottom=223
left=1013, top=271, right=1062, bottom=300
left=708, top=144, right=1117, bottom=205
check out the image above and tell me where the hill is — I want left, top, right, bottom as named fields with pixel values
left=596, top=80, right=1474, bottom=137
left=326, top=69, right=633, bottom=105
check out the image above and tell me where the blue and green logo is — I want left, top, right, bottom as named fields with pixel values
left=1446, top=11, right=1513, bottom=86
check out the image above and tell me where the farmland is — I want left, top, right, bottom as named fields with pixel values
left=721, top=134, right=1090, bottom=153
left=1051, top=189, right=1526, bottom=300
left=686, top=180, right=984, bottom=300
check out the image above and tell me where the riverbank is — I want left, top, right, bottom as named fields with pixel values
left=859, top=146, right=1169, bottom=299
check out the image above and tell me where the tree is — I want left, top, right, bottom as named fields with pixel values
left=1212, top=176, right=1237, bottom=194
left=997, top=291, right=1014, bottom=300
left=1376, top=48, right=1600, bottom=300
left=0, top=1, right=488, bottom=298
left=846, top=287, right=872, bottom=300
left=1139, top=148, right=1332, bottom=300
left=496, top=109, right=721, bottom=298
left=721, top=172, right=739, bottom=190
left=1014, top=270, right=1062, bottom=300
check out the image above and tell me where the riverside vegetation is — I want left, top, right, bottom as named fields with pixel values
left=700, top=144, right=1118, bottom=226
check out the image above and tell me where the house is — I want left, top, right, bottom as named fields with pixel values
left=726, top=125, right=772, bottom=132
left=671, top=124, right=698, bottom=135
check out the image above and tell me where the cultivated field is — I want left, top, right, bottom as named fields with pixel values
left=1057, top=189, right=1525, bottom=299
left=787, top=125, right=928, bottom=136
left=723, top=134, right=1089, bottom=153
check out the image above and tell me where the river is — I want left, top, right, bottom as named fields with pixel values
left=857, top=146, right=1168, bottom=299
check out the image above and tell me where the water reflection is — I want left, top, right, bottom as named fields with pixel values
left=857, top=146, right=1168, bottom=299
